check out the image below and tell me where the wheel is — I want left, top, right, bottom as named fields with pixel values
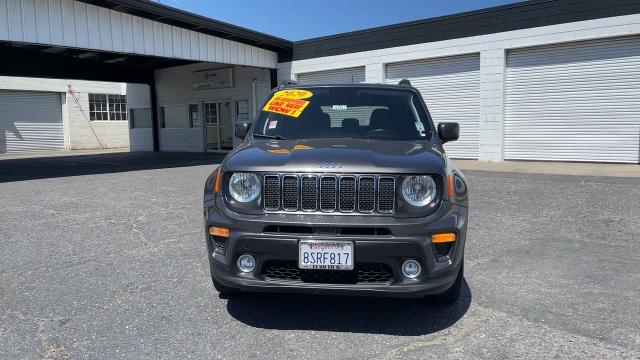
left=431, top=260, right=464, bottom=304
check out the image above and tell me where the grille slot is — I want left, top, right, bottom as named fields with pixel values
left=263, top=174, right=396, bottom=214
left=213, top=236, right=227, bottom=255
left=320, top=176, right=337, bottom=212
left=262, top=260, right=393, bottom=284
left=263, top=175, right=280, bottom=211
left=300, top=176, right=318, bottom=211
left=339, top=176, right=356, bottom=212
left=378, top=177, right=396, bottom=213
left=282, top=175, right=299, bottom=211
left=358, top=177, right=375, bottom=213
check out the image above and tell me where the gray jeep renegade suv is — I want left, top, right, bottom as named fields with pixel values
left=203, top=82, right=468, bottom=303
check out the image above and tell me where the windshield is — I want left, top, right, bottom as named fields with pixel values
left=253, top=87, right=434, bottom=141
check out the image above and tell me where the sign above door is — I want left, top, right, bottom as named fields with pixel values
left=194, top=68, right=234, bottom=90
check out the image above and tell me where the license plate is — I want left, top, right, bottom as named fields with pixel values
left=298, top=240, right=354, bottom=270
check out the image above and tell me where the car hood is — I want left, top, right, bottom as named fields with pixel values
left=223, top=138, right=445, bottom=174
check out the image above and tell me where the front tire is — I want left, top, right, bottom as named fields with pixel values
left=431, top=260, right=464, bottom=304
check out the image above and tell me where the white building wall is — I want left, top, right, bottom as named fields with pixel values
left=278, top=14, right=640, bottom=161
left=0, top=0, right=278, bottom=69
left=153, top=63, right=272, bottom=152
left=0, top=76, right=129, bottom=150
left=479, top=49, right=505, bottom=161
left=126, top=83, right=153, bottom=152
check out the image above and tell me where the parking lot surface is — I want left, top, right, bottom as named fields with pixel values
left=1, top=153, right=639, bottom=359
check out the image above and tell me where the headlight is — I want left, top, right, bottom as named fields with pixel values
left=401, top=175, right=437, bottom=207
left=228, top=172, right=261, bottom=202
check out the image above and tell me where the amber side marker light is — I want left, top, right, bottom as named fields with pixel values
left=432, top=233, right=456, bottom=243
left=447, top=175, right=454, bottom=198
left=209, top=226, right=230, bottom=238
left=213, top=168, right=221, bottom=193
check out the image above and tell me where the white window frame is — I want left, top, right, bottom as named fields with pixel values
left=89, top=93, right=127, bottom=122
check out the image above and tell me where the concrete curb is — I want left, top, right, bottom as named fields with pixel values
left=455, top=160, right=640, bottom=178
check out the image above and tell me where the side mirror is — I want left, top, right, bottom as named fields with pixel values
left=437, top=122, right=459, bottom=144
left=235, top=121, right=252, bottom=140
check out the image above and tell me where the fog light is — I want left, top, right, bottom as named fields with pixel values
left=401, top=260, right=421, bottom=279
left=237, top=254, right=256, bottom=273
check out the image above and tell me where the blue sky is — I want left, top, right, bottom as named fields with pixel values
left=159, top=0, right=524, bottom=41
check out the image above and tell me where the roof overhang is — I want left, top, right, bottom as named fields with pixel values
left=76, top=0, right=293, bottom=53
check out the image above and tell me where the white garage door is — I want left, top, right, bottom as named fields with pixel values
left=505, top=36, right=640, bottom=163
left=297, top=67, right=365, bottom=85
left=386, top=54, right=481, bottom=159
left=0, top=90, right=64, bottom=154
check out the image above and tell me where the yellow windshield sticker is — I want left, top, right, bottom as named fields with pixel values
left=263, top=89, right=313, bottom=118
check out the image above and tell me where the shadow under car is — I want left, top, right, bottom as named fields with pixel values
left=224, top=280, right=471, bottom=336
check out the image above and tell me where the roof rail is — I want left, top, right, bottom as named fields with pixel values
left=398, top=79, right=412, bottom=86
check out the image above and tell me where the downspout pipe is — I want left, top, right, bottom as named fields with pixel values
left=251, top=78, right=259, bottom=120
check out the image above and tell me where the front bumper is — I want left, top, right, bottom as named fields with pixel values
left=204, top=198, right=467, bottom=298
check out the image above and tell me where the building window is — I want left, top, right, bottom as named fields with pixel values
left=203, top=102, right=218, bottom=125
left=89, top=93, right=127, bottom=121
left=160, top=105, right=188, bottom=128
left=89, top=94, right=108, bottom=121
left=189, top=104, right=200, bottom=128
left=130, top=108, right=152, bottom=129
left=108, top=94, right=127, bottom=121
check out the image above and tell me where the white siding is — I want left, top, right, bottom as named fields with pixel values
left=0, top=0, right=278, bottom=68
left=298, top=67, right=366, bottom=84
left=126, top=83, right=153, bottom=152
left=505, top=36, right=640, bottom=163
left=66, top=91, right=129, bottom=150
left=386, top=54, right=481, bottom=159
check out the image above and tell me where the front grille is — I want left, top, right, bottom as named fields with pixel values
left=320, top=176, right=337, bottom=212
left=262, top=260, right=393, bottom=284
left=263, top=174, right=396, bottom=214
left=282, top=175, right=299, bottom=211
left=378, top=177, right=396, bottom=213
left=301, top=176, right=318, bottom=211
left=263, top=175, right=280, bottom=211
left=339, top=176, right=356, bottom=212
left=358, top=177, right=375, bottom=213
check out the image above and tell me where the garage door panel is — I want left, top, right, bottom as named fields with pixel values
left=0, top=90, right=64, bottom=153
left=505, top=36, right=640, bottom=163
left=297, top=67, right=365, bottom=85
left=508, top=61, right=640, bottom=76
left=386, top=54, right=480, bottom=159
left=506, top=37, right=640, bottom=68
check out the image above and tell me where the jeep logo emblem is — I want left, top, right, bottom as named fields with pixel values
left=318, top=161, right=342, bottom=169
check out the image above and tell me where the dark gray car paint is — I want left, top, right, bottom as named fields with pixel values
left=223, top=138, right=446, bottom=175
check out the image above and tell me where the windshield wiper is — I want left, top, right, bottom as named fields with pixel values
left=253, top=133, right=287, bottom=140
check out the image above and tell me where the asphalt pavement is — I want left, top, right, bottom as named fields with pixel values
left=0, top=153, right=638, bottom=359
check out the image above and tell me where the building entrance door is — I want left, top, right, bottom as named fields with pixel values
left=204, top=101, right=233, bottom=151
